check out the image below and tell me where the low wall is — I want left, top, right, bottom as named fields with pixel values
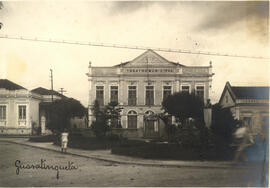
left=71, top=128, right=96, bottom=137
left=111, top=128, right=142, bottom=138
left=71, top=128, right=143, bottom=138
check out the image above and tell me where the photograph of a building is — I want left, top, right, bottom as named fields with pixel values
left=87, top=49, right=214, bottom=138
left=0, top=1, right=269, bottom=187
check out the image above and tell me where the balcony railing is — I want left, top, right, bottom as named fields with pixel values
left=18, top=120, right=27, bottom=126
left=0, top=120, right=6, bottom=126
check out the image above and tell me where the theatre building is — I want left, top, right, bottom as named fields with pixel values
left=86, top=49, right=214, bottom=138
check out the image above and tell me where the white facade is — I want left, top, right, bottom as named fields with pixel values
left=0, top=88, right=42, bottom=135
left=86, top=50, right=214, bottom=138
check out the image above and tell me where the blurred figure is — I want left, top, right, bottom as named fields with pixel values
left=234, top=126, right=254, bottom=162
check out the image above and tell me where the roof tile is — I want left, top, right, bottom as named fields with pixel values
left=231, top=86, right=269, bottom=100
left=0, top=79, right=26, bottom=90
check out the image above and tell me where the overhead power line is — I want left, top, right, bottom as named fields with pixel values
left=0, top=34, right=269, bottom=60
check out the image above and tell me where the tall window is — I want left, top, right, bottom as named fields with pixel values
left=181, top=85, right=190, bottom=94
left=128, top=86, right=136, bottom=106
left=163, top=86, right=172, bottom=101
left=110, top=86, right=118, bottom=103
left=0, top=105, right=6, bottom=120
left=196, top=86, right=204, bottom=101
left=96, top=86, right=104, bottom=106
left=145, top=86, right=154, bottom=105
left=127, top=110, right=137, bottom=129
left=18, top=105, right=26, bottom=120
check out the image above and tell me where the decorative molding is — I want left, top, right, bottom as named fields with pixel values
left=162, top=81, right=173, bottom=85
left=94, top=80, right=106, bottom=84
left=127, top=81, right=139, bottom=85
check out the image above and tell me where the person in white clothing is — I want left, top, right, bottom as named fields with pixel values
left=233, top=126, right=254, bottom=162
left=61, top=130, right=69, bottom=153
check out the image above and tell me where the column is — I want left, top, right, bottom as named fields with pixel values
left=176, top=80, right=180, bottom=93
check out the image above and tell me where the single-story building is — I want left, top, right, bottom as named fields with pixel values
left=219, top=81, right=269, bottom=135
left=0, top=79, right=42, bottom=135
left=0, top=79, right=86, bottom=135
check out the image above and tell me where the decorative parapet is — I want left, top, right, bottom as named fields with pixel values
left=182, top=67, right=210, bottom=75
left=0, top=89, right=43, bottom=100
left=236, top=99, right=269, bottom=104
left=90, top=67, right=118, bottom=76
left=0, top=89, right=29, bottom=98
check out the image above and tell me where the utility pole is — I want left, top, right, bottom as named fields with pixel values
left=50, top=69, right=53, bottom=102
left=58, top=88, right=67, bottom=95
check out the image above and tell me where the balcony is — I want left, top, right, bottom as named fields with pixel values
left=18, top=120, right=27, bottom=126
left=0, top=120, right=6, bottom=126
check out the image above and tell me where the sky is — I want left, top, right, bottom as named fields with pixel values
left=0, top=1, right=269, bottom=106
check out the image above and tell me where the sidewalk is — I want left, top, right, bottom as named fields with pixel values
left=0, top=137, right=257, bottom=169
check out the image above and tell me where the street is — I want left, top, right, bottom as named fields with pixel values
left=0, top=141, right=265, bottom=187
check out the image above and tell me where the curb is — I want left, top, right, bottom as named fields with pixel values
left=0, top=140, right=254, bottom=169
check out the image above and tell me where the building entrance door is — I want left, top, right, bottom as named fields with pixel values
left=144, top=111, right=159, bottom=138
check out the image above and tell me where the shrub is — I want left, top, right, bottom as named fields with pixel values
left=29, top=135, right=56, bottom=142
left=91, top=120, right=110, bottom=138
left=210, top=104, right=240, bottom=145
left=162, top=92, right=204, bottom=125
left=106, top=134, right=126, bottom=142
left=46, top=98, right=86, bottom=133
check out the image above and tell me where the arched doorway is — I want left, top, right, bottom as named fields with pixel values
left=127, top=110, right=137, bottom=129
left=144, top=110, right=159, bottom=138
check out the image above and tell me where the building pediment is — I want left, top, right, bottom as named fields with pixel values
left=123, top=49, right=178, bottom=68
left=220, top=89, right=235, bottom=108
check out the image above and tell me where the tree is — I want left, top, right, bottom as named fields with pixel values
left=162, top=92, right=204, bottom=127
left=104, top=101, right=123, bottom=128
left=91, top=100, right=123, bottom=138
left=46, top=98, right=86, bottom=133
left=91, top=100, right=109, bottom=138
left=210, top=103, right=240, bottom=145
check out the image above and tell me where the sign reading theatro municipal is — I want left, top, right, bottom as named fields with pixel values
left=86, top=49, right=214, bottom=138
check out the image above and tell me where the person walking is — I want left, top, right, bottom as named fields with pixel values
left=61, top=129, right=69, bottom=153
left=234, top=126, right=254, bottom=162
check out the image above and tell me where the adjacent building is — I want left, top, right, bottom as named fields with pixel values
left=0, top=79, right=42, bottom=134
left=0, top=80, right=86, bottom=135
left=219, top=81, right=269, bottom=135
left=86, top=49, right=214, bottom=138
